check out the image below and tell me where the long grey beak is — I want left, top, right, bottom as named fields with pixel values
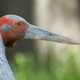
left=24, top=23, right=80, bottom=45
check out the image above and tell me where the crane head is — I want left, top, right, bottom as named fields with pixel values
left=0, top=14, right=79, bottom=47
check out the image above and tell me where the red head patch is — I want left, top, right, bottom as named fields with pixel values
left=0, top=15, right=28, bottom=47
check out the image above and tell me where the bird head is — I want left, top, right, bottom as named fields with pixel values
left=0, top=14, right=79, bottom=47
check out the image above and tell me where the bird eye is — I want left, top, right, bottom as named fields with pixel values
left=15, top=22, right=21, bottom=26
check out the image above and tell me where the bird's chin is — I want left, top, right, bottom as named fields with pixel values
left=5, top=40, right=18, bottom=47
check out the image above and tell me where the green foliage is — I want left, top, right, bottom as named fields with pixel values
left=10, top=49, right=80, bottom=80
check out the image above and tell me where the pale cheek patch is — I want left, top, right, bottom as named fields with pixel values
left=1, top=24, right=11, bottom=33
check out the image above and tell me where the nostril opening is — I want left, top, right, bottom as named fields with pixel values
left=49, top=33, right=53, bottom=36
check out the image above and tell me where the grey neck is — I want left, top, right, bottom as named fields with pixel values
left=0, top=35, right=15, bottom=80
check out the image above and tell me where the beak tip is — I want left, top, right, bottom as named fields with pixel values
left=70, top=40, right=80, bottom=45
left=75, top=42, right=80, bottom=45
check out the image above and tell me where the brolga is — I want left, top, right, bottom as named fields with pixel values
left=0, top=14, right=79, bottom=80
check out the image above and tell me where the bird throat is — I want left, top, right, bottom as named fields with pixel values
left=5, top=39, right=18, bottom=47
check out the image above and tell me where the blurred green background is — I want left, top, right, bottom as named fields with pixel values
left=0, top=0, right=80, bottom=80
left=10, top=47, right=80, bottom=80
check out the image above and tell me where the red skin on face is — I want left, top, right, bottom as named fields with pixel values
left=0, top=16, right=28, bottom=47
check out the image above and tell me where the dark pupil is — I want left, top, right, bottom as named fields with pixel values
left=16, top=22, right=21, bottom=26
left=17, top=23, right=20, bottom=25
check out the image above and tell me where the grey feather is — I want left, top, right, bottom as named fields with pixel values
left=0, top=35, right=15, bottom=80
